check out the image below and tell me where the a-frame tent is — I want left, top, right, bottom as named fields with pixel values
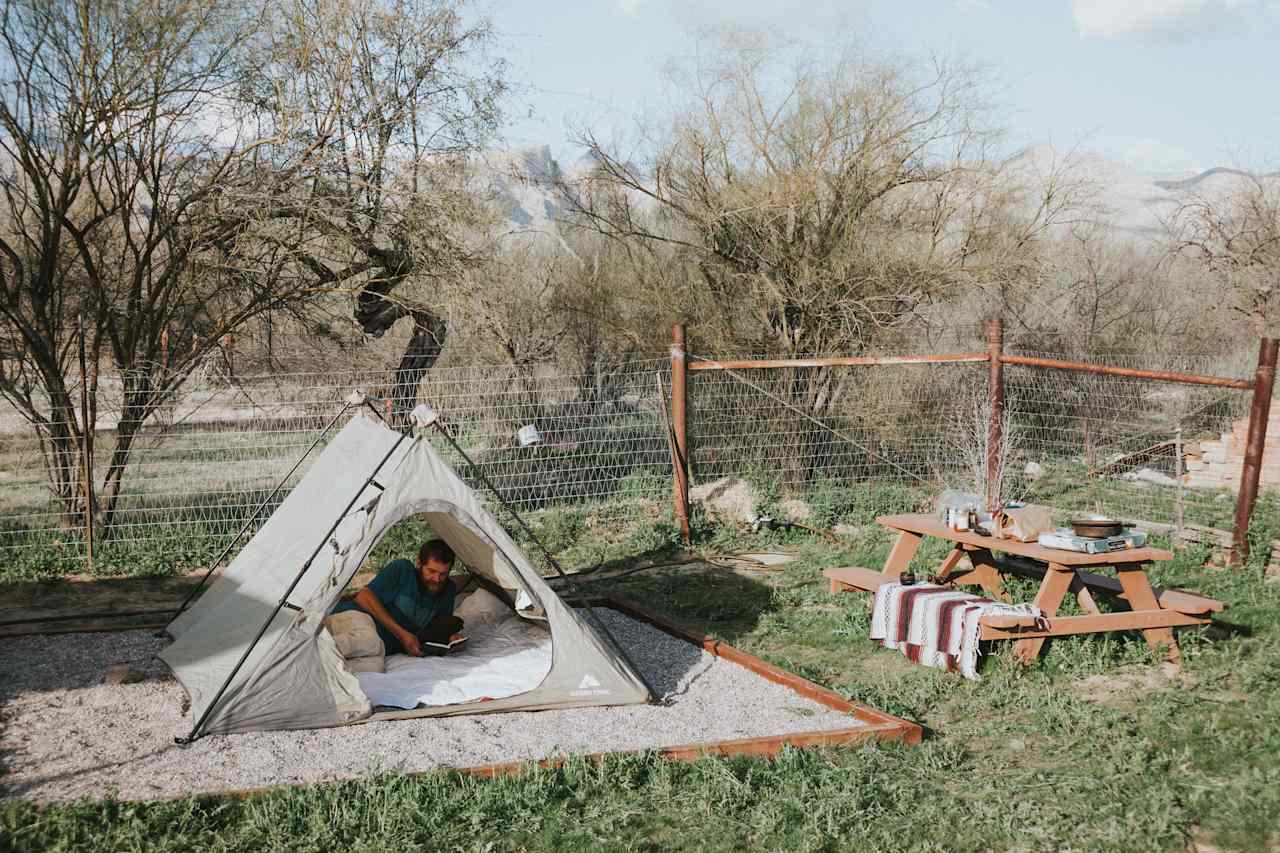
left=161, top=410, right=651, bottom=738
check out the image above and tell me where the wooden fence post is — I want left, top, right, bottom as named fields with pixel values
left=1232, top=337, right=1278, bottom=565
left=78, top=316, right=94, bottom=571
left=987, top=317, right=1005, bottom=512
left=671, top=324, right=691, bottom=543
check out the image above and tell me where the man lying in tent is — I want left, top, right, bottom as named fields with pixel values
left=333, top=539, right=466, bottom=657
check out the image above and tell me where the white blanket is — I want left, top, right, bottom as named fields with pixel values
left=354, top=589, right=552, bottom=709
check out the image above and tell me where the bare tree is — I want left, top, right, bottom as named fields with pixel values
left=561, top=40, right=1011, bottom=364
left=0, top=0, right=505, bottom=535
left=0, top=0, right=327, bottom=530
left=1169, top=173, right=1280, bottom=337
left=236, top=0, right=506, bottom=422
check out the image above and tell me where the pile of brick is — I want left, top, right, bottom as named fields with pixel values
left=1182, top=403, right=1280, bottom=492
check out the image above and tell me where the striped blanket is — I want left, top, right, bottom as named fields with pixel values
left=869, top=583, right=1041, bottom=680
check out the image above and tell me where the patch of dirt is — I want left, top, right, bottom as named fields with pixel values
left=1070, top=662, right=1182, bottom=708
left=1, top=565, right=387, bottom=638
left=0, top=574, right=203, bottom=637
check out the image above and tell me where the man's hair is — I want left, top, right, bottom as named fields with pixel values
left=418, top=538, right=455, bottom=567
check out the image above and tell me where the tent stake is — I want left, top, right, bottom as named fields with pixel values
left=163, top=402, right=354, bottom=635
left=177, top=431, right=408, bottom=744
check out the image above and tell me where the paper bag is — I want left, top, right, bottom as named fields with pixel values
left=996, top=505, right=1054, bottom=542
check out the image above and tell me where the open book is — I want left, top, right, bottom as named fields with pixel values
left=421, top=634, right=467, bottom=655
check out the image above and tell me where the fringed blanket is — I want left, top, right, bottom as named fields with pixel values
left=869, top=583, right=1041, bottom=680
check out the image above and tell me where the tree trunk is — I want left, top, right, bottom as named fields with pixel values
left=46, top=406, right=82, bottom=529
left=389, top=310, right=447, bottom=425
left=98, top=378, right=153, bottom=532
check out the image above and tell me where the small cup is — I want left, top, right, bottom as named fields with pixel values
left=899, top=571, right=917, bottom=586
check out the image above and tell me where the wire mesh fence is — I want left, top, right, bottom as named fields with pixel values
left=683, top=341, right=1265, bottom=537
left=1004, top=349, right=1257, bottom=531
left=0, top=360, right=673, bottom=577
left=0, top=337, right=1272, bottom=579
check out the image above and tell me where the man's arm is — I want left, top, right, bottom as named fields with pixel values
left=353, top=587, right=422, bottom=657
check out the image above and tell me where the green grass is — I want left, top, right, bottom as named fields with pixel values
left=3, top=479, right=1278, bottom=850
left=6, top=514, right=1280, bottom=851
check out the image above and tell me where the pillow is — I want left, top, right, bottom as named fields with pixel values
left=343, top=655, right=385, bottom=674
left=455, top=587, right=511, bottom=625
left=325, top=609, right=385, bottom=659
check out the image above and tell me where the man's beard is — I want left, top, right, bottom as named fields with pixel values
left=423, top=579, right=446, bottom=595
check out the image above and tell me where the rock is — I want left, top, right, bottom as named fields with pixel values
left=1120, top=467, right=1178, bottom=487
left=1023, top=461, right=1043, bottom=479
left=778, top=498, right=812, bottom=522
left=833, top=523, right=863, bottom=538
left=688, top=477, right=758, bottom=525
left=738, top=553, right=797, bottom=566
left=104, top=664, right=144, bottom=685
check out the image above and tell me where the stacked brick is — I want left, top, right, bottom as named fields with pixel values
left=1182, top=404, right=1280, bottom=492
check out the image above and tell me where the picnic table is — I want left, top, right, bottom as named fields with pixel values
left=825, top=513, right=1225, bottom=664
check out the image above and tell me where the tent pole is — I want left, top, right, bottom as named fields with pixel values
left=176, top=431, right=408, bottom=744
left=163, top=402, right=354, bottom=634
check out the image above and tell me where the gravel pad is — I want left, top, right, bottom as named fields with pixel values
left=0, top=610, right=863, bottom=804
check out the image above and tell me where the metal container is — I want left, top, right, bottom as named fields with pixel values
left=517, top=424, right=542, bottom=447
left=1069, top=517, right=1127, bottom=539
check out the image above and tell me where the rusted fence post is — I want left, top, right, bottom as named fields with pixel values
left=1232, top=337, right=1278, bottom=565
left=671, top=324, right=691, bottom=543
left=987, top=317, right=1005, bottom=511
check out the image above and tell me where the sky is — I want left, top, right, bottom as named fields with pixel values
left=488, top=0, right=1280, bottom=174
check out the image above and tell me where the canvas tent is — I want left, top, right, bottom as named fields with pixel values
left=161, top=409, right=651, bottom=738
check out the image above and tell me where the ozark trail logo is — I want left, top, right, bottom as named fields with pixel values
left=571, top=672, right=609, bottom=697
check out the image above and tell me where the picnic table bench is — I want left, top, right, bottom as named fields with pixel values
left=825, top=513, right=1224, bottom=664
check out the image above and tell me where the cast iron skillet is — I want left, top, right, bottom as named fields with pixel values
left=1069, top=517, right=1128, bottom=539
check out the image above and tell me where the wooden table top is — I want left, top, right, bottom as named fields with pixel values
left=876, top=513, right=1173, bottom=566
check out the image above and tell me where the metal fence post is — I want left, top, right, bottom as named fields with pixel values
left=671, top=325, right=691, bottom=543
left=1232, top=337, right=1278, bottom=565
left=987, top=317, right=1005, bottom=511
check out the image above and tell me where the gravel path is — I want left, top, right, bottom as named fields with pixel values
left=0, top=610, right=863, bottom=804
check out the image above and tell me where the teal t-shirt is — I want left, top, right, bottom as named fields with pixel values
left=365, top=558, right=457, bottom=632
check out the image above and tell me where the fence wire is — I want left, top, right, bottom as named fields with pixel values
left=0, top=343, right=1269, bottom=577
left=1005, top=349, right=1255, bottom=531
left=0, top=360, right=672, bottom=574
left=684, top=344, right=1261, bottom=534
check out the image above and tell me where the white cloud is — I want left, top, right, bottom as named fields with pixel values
left=1073, top=0, right=1253, bottom=41
left=955, top=0, right=992, bottom=11
left=614, top=0, right=643, bottom=15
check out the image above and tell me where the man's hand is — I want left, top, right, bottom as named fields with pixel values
left=398, top=630, right=422, bottom=657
